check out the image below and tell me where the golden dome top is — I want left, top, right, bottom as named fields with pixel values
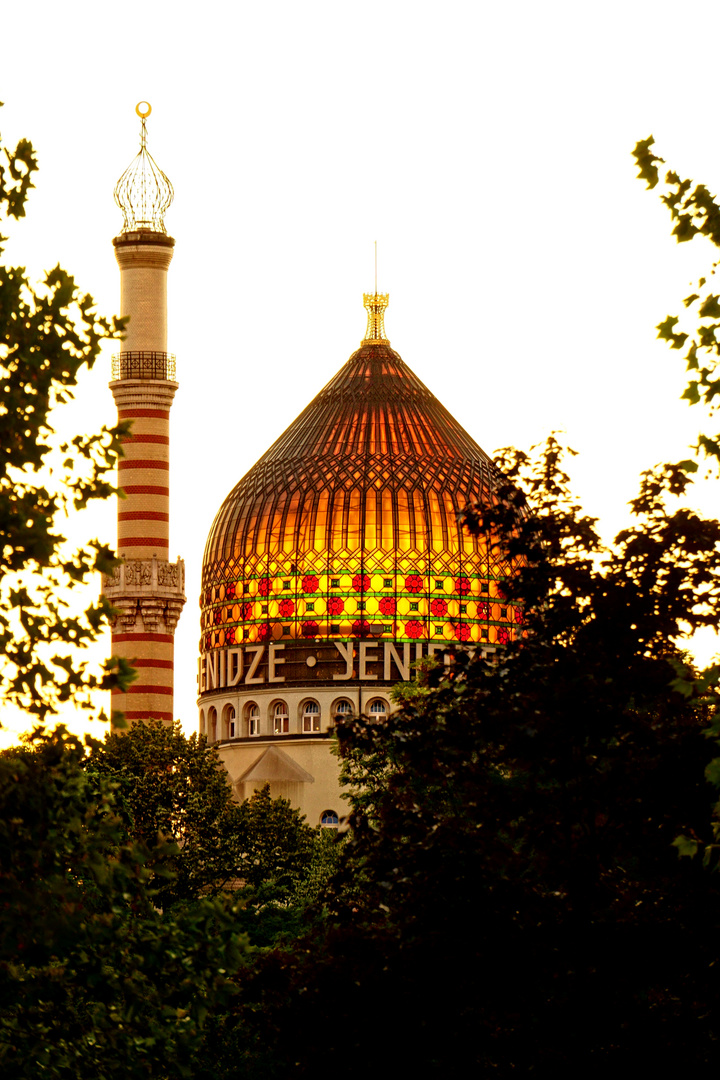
left=200, top=296, right=520, bottom=654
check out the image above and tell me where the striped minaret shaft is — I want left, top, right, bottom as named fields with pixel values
left=114, top=231, right=175, bottom=562
left=103, top=106, right=185, bottom=727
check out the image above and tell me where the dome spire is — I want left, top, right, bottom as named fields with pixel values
left=362, top=292, right=390, bottom=344
left=114, top=102, right=174, bottom=235
left=362, top=241, right=390, bottom=344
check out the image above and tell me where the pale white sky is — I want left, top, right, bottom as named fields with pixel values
left=2, top=0, right=719, bottom=742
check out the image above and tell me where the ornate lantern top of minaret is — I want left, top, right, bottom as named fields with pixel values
left=114, top=102, right=174, bottom=235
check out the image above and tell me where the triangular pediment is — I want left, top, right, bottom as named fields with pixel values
left=237, top=746, right=314, bottom=785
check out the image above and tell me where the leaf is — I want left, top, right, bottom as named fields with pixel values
left=697, top=433, right=720, bottom=459
left=672, top=835, right=699, bottom=858
left=705, top=758, right=720, bottom=788
left=699, top=294, right=720, bottom=318
left=673, top=216, right=699, bottom=243
left=669, top=675, right=695, bottom=698
left=656, top=315, right=688, bottom=348
left=633, top=136, right=663, bottom=189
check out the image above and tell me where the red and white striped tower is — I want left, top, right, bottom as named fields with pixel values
left=103, top=102, right=185, bottom=726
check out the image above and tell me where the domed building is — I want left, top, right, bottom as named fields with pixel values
left=198, top=294, right=522, bottom=824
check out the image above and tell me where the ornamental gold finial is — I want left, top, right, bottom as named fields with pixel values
left=363, top=292, right=390, bottom=344
left=114, top=102, right=173, bottom=234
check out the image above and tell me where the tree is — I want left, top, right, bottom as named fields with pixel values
left=1, top=717, right=335, bottom=1078
left=89, top=720, right=247, bottom=906
left=233, top=781, right=317, bottom=891
left=85, top=724, right=344, bottom=1080
left=634, top=135, right=720, bottom=473
left=0, top=104, right=130, bottom=724
left=88, top=722, right=319, bottom=908
left=225, top=458, right=720, bottom=1077
left=631, top=136, right=720, bottom=875
left=0, top=729, right=247, bottom=1079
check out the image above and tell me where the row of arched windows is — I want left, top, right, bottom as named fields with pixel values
left=200, top=697, right=389, bottom=742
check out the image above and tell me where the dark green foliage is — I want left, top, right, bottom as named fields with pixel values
left=89, top=720, right=246, bottom=905
left=215, top=438, right=720, bottom=1076
left=226, top=788, right=339, bottom=954
left=234, top=781, right=316, bottom=890
left=0, top=729, right=246, bottom=1079
left=0, top=720, right=333, bottom=1077
left=82, top=728, right=344, bottom=1079
left=88, top=722, right=320, bottom=911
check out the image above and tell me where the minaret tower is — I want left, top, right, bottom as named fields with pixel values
left=103, top=102, right=185, bottom=726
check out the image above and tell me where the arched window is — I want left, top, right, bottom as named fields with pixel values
left=208, top=706, right=218, bottom=743
left=320, top=810, right=339, bottom=829
left=246, top=702, right=260, bottom=737
left=274, top=701, right=290, bottom=734
left=368, top=698, right=387, bottom=722
left=223, top=704, right=236, bottom=739
left=302, top=700, right=320, bottom=733
left=333, top=699, right=353, bottom=720
left=199, top=708, right=206, bottom=736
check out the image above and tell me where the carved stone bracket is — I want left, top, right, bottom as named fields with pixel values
left=103, top=555, right=186, bottom=634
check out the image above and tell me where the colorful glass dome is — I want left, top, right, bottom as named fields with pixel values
left=201, top=295, right=522, bottom=657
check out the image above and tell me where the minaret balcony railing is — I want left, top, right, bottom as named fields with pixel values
left=112, top=351, right=177, bottom=381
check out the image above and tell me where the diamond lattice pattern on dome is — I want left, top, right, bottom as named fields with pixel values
left=201, top=297, right=523, bottom=652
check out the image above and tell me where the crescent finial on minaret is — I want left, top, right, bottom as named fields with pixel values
left=114, top=101, right=174, bottom=234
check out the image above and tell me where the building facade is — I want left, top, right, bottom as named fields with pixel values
left=103, top=111, right=520, bottom=816
left=198, top=293, right=521, bottom=824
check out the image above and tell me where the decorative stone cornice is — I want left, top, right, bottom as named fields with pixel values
left=114, top=243, right=175, bottom=270
left=109, top=379, right=178, bottom=405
